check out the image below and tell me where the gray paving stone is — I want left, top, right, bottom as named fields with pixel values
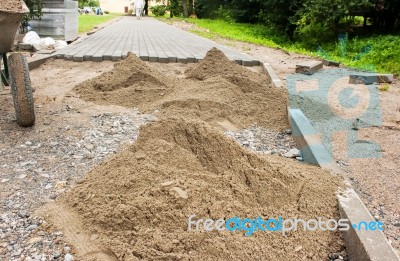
left=55, top=17, right=259, bottom=66
left=296, top=61, right=323, bottom=75
left=349, top=73, right=393, bottom=85
left=159, top=57, right=169, bottom=63
left=149, top=57, right=159, bottom=62
left=92, top=55, right=103, bottom=62
left=242, top=60, right=253, bottom=67
left=73, top=56, right=83, bottom=62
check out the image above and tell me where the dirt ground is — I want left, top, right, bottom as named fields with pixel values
left=1, top=54, right=347, bottom=261
left=74, top=49, right=289, bottom=131
left=32, top=51, right=346, bottom=261
left=169, top=20, right=400, bottom=253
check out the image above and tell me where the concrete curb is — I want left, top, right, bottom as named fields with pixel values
left=28, top=54, right=56, bottom=71
left=288, top=107, right=399, bottom=261
left=339, top=189, right=400, bottom=261
left=262, top=61, right=400, bottom=261
left=262, top=62, right=282, bottom=88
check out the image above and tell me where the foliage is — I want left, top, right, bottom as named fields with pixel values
left=168, top=0, right=182, bottom=17
left=22, top=0, right=43, bottom=32
left=295, top=0, right=372, bottom=34
left=189, top=18, right=289, bottom=47
left=78, top=0, right=100, bottom=9
left=150, top=5, right=168, bottom=17
left=181, top=18, right=400, bottom=75
left=194, top=0, right=224, bottom=18
left=195, top=0, right=400, bottom=36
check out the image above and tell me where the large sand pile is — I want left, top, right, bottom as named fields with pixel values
left=42, top=119, right=344, bottom=261
left=75, top=49, right=288, bottom=130
left=0, top=0, right=22, bottom=12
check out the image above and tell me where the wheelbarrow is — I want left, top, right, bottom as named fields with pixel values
left=0, top=1, right=35, bottom=127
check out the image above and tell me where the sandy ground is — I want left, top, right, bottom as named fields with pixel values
left=0, top=57, right=346, bottom=260
left=168, top=19, right=400, bottom=253
left=0, top=0, right=22, bottom=12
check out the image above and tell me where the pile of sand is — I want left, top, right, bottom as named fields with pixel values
left=75, top=49, right=288, bottom=130
left=42, top=119, right=344, bottom=260
left=186, top=47, right=268, bottom=89
left=0, top=0, right=22, bottom=12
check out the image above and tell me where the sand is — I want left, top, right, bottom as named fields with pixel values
left=74, top=48, right=289, bottom=130
left=0, top=0, right=22, bottom=12
left=41, top=119, right=344, bottom=261
left=38, top=49, right=346, bottom=260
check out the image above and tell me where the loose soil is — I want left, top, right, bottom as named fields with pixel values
left=0, top=0, right=22, bottom=12
left=74, top=48, right=289, bottom=131
left=0, top=56, right=347, bottom=260
left=40, top=118, right=344, bottom=261
left=166, top=19, right=400, bottom=253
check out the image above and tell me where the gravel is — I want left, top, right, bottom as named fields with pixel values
left=225, top=126, right=302, bottom=160
left=0, top=108, right=155, bottom=260
left=0, top=110, right=303, bottom=260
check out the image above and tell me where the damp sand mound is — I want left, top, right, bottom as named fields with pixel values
left=0, top=0, right=23, bottom=12
left=41, top=119, right=344, bottom=261
left=75, top=51, right=288, bottom=130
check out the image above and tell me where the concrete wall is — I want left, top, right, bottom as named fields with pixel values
left=30, top=0, right=78, bottom=41
left=99, top=0, right=131, bottom=13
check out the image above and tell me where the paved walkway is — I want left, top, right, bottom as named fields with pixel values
left=55, top=17, right=259, bottom=66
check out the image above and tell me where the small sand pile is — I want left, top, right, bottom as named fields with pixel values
left=0, top=0, right=22, bottom=12
left=75, top=50, right=288, bottom=130
left=43, top=119, right=344, bottom=260
left=186, top=48, right=269, bottom=92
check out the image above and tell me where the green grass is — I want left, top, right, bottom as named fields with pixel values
left=78, top=13, right=122, bottom=33
left=321, top=35, right=400, bottom=74
left=162, top=18, right=400, bottom=75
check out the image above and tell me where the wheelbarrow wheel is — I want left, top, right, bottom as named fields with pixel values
left=8, top=53, right=35, bottom=127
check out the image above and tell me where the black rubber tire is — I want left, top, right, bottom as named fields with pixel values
left=8, top=53, right=35, bottom=127
left=1, top=72, right=9, bottom=86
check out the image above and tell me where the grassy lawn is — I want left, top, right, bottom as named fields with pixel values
left=78, top=13, right=122, bottom=33
left=162, top=18, right=400, bottom=75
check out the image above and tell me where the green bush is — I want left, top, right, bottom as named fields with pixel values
left=183, top=18, right=400, bottom=75
left=150, top=5, right=167, bottom=17
left=104, top=10, right=109, bottom=14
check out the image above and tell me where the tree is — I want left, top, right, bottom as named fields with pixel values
left=144, top=0, right=149, bottom=16
left=78, top=0, right=100, bottom=8
left=296, top=0, right=372, bottom=34
left=22, top=0, right=43, bottom=32
left=182, top=0, right=189, bottom=17
left=188, top=0, right=194, bottom=15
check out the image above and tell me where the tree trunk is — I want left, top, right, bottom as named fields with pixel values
left=182, top=0, right=189, bottom=17
left=144, top=0, right=149, bottom=15
left=188, top=0, right=194, bottom=15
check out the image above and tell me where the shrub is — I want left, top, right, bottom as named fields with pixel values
left=104, top=10, right=109, bottom=14
left=150, top=5, right=167, bottom=17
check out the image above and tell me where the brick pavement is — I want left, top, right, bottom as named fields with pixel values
left=55, top=17, right=260, bottom=66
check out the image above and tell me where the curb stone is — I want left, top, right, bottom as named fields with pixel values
left=262, top=62, right=282, bottom=88
left=262, top=60, right=400, bottom=261
left=339, top=189, right=400, bottom=261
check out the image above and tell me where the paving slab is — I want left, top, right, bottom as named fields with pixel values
left=349, top=73, right=394, bottom=84
left=55, top=17, right=258, bottom=66
left=296, top=60, right=323, bottom=75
